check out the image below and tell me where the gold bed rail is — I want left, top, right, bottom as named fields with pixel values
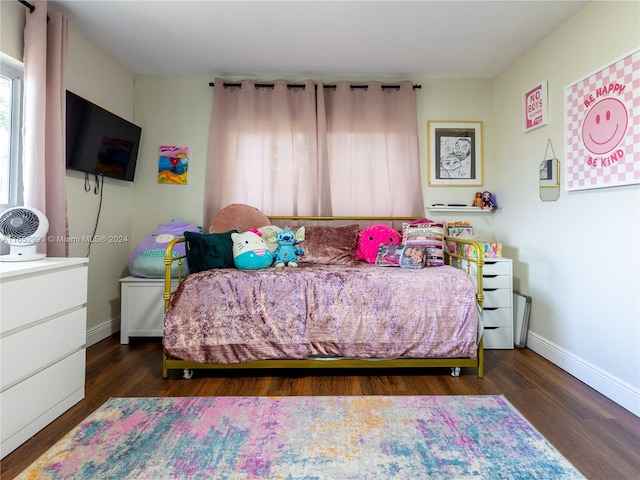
left=163, top=237, right=187, bottom=311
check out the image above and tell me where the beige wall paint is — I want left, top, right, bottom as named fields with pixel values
left=493, top=1, right=639, bottom=409
left=0, top=0, right=25, bottom=62
left=65, top=26, right=136, bottom=335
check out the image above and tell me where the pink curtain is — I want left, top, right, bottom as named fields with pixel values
left=320, top=81, right=422, bottom=216
left=23, top=1, right=68, bottom=256
left=205, top=79, right=423, bottom=221
left=205, top=79, right=320, bottom=224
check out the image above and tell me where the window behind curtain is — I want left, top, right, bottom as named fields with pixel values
left=205, top=78, right=423, bottom=223
left=0, top=57, right=23, bottom=209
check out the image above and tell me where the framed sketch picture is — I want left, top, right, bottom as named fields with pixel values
left=427, top=121, right=483, bottom=186
left=523, top=81, right=548, bottom=132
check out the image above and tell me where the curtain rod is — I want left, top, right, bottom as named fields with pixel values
left=209, top=82, right=422, bottom=90
left=18, top=0, right=35, bottom=13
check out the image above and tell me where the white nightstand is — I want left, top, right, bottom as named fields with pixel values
left=461, top=257, right=514, bottom=349
left=119, top=276, right=177, bottom=344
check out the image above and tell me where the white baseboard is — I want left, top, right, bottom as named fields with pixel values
left=86, top=317, right=120, bottom=347
left=527, top=331, right=640, bottom=417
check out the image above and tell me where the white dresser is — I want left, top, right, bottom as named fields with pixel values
left=119, top=276, right=177, bottom=344
left=462, top=257, right=514, bottom=349
left=0, top=257, right=88, bottom=459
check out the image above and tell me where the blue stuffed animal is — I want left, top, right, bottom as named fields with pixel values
left=271, top=227, right=305, bottom=267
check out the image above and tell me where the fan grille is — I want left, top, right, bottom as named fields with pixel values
left=0, top=208, right=41, bottom=238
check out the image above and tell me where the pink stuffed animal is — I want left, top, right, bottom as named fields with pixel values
left=355, top=224, right=402, bottom=263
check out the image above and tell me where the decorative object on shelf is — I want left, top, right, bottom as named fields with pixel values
left=565, top=47, right=639, bottom=191
left=428, top=205, right=493, bottom=213
left=522, top=81, right=548, bottom=132
left=481, top=191, right=497, bottom=210
left=472, top=192, right=483, bottom=208
left=427, top=121, right=483, bottom=186
left=540, top=139, right=560, bottom=202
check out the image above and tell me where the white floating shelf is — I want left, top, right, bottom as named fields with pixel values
left=427, top=206, right=494, bottom=213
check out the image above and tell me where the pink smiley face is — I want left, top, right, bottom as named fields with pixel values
left=581, top=97, right=628, bottom=155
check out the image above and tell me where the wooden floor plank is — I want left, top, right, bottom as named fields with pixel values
left=2, top=335, right=638, bottom=479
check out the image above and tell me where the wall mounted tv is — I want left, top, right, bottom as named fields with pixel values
left=66, top=90, right=142, bottom=182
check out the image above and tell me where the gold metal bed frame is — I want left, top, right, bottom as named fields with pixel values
left=162, top=216, right=485, bottom=378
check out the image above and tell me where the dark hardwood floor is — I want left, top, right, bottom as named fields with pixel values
left=2, top=334, right=639, bottom=479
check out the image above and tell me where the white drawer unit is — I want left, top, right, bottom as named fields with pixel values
left=120, top=276, right=178, bottom=344
left=461, top=257, right=514, bottom=349
left=0, top=257, right=88, bottom=459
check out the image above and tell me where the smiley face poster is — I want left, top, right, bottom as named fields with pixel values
left=565, top=48, right=640, bottom=191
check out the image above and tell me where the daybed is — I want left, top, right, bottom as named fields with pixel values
left=162, top=211, right=486, bottom=379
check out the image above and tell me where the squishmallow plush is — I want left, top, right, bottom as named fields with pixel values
left=355, top=224, right=402, bottom=264
left=129, top=219, right=201, bottom=278
left=231, top=230, right=273, bottom=270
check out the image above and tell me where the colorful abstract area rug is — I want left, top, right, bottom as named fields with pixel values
left=17, top=395, right=585, bottom=479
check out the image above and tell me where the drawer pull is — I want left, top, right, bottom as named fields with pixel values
left=483, top=275, right=498, bottom=278
left=483, top=288, right=498, bottom=292
left=483, top=307, right=499, bottom=311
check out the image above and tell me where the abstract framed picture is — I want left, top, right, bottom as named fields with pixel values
left=427, top=121, right=483, bottom=186
left=564, top=47, right=640, bottom=191
left=523, top=81, right=548, bottom=132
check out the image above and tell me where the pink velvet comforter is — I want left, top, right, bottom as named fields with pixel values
left=163, top=263, right=478, bottom=364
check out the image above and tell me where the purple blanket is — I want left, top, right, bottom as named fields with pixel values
left=163, top=263, right=478, bottom=364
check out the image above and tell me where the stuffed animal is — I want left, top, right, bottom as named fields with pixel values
left=355, top=224, right=402, bottom=264
left=481, top=191, right=497, bottom=210
left=231, top=229, right=273, bottom=270
left=129, top=219, right=201, bottom=278
left=257, top=225, right=283, bottom=253
left=269, top=227, right=305, bottom=267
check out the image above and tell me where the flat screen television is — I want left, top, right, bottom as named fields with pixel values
left=66, top=90, right=142, bottom=182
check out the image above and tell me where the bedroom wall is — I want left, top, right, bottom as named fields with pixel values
left=493, top=0, right=639, bottom=415
left=65, top=27, right=136, bottom=343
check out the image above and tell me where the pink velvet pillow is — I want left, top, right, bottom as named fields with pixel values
left=355, top=224, right=402, bottom=264
left=290, top=224, right=360, bottom=265
left=209, top=204, right=270, bottom=233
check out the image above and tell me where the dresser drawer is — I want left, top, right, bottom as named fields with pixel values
left=482, top=260, right=512, bottom=275
left=482, top=307, right=511, bottom=327
left=481, top=275, right=511, bottom=289
left=462, top=259, right=511, bottom=276
left=1, top=266, right=88, bottom=334
left=1, top=349, right=85, bottom=445
left=482, top=326, right=513, bottom=349
left=482, top=288, right=511, bottom=307
left=1, top=308, right=86, bottom=390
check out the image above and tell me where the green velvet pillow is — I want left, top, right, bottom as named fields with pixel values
left=184, top=230, right=236, bottom=273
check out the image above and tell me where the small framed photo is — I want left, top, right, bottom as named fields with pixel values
left=523, top=81, right=548, bottom=132
left=427, top=121, right=483, bottom=186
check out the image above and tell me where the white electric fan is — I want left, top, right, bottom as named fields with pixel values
left=0, top=206, right=49, bottom=261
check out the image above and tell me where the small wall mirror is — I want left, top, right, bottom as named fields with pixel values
left=539, top=158, right=560, bottom=201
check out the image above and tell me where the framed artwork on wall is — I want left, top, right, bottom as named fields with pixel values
left=427, top=121, right=483, bottom=186
left=523, top=81, right=548, bottom=132
left=564, top=47, right=640, bottom=191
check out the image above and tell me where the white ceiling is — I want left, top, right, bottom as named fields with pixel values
left=47, top=0, right=590, bottom=79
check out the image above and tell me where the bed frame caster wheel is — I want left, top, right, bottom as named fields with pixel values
left=183, top=369, right=194, bottom=379
left=451, top=367, right=461, bottom=377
